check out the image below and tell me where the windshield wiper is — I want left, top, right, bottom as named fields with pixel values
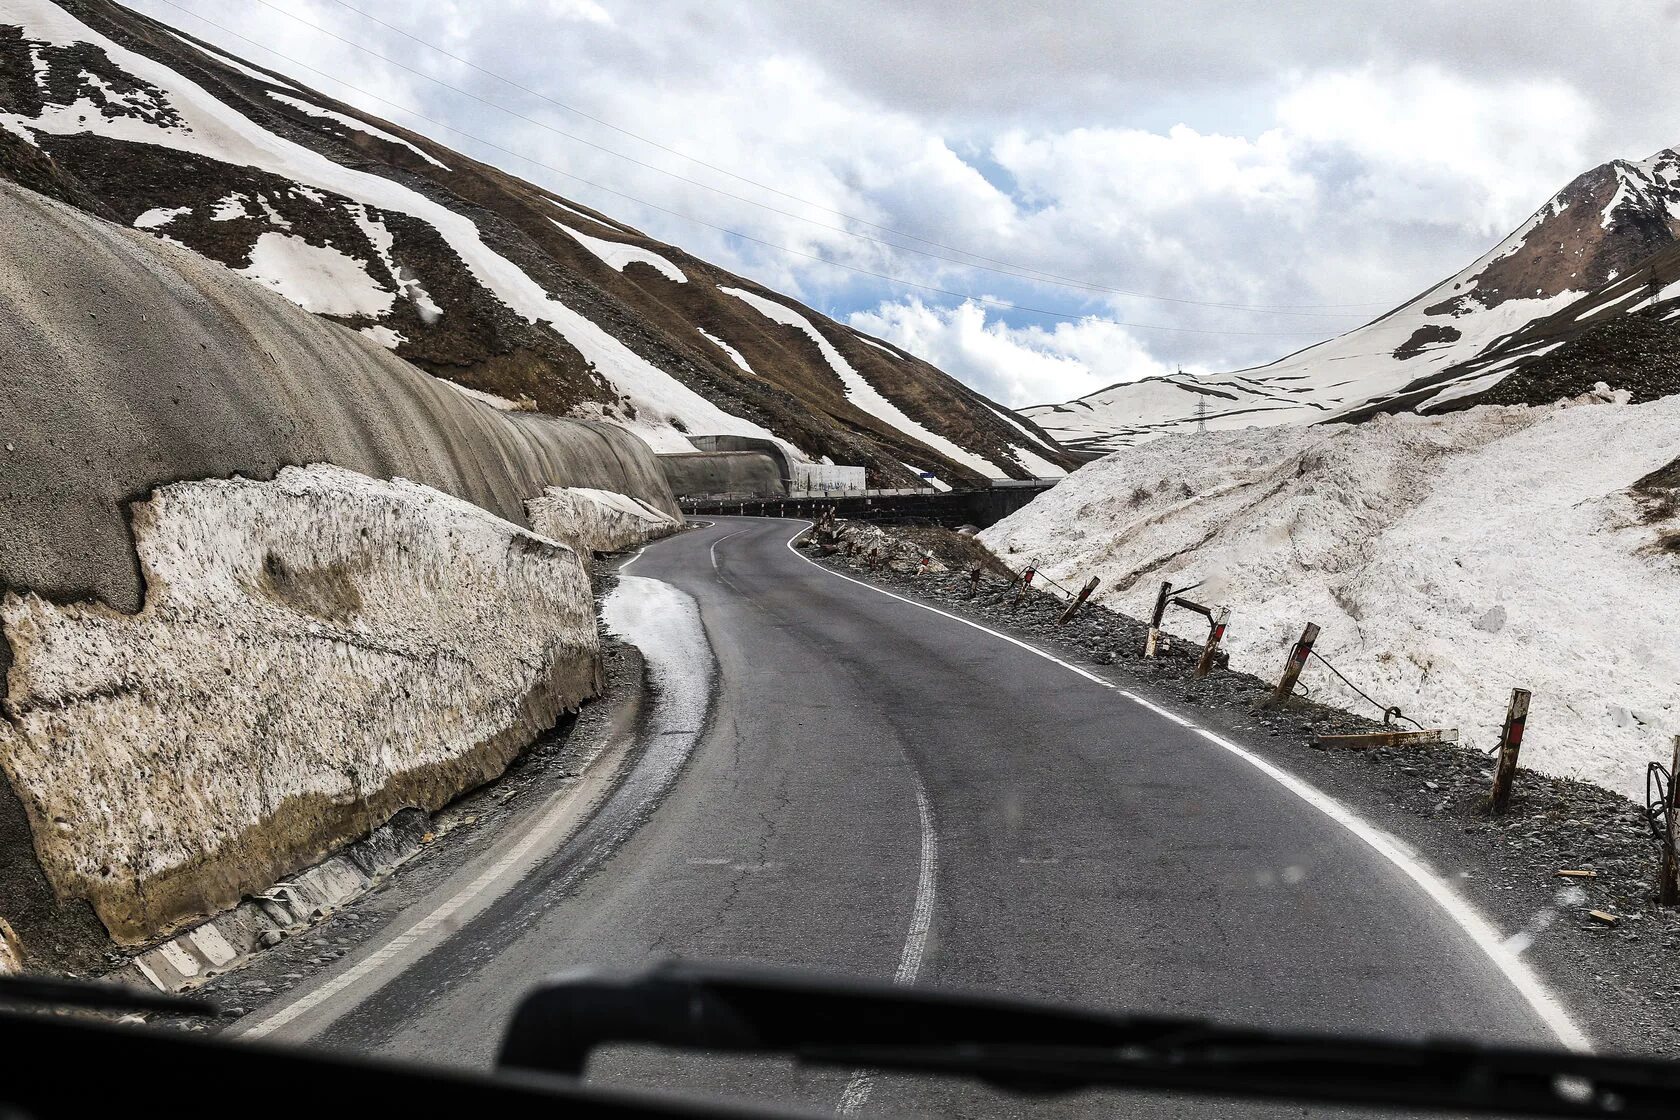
left=499, top=960, right=1672, bottom=1118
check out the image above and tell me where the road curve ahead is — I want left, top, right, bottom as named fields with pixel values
left=274, top=516, right=1582, bottom=1115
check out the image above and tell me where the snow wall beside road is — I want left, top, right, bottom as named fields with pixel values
left=528, top=486, right=681, bottom=558
left=1, top=466, right=600, bottom=943
left=0, top=180, right=678, bottom=959
left=982, top=393, right=1680, bottom=802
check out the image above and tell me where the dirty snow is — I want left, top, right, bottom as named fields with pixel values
left=527, top=486, right=680, bottom=557
left=552, top=220, right=686, bottom=283
left=267, top=91, right=451, bottom=170
left=0, top=464, right=599, bottom=939
left=982, top=394, right=1680, bottom=802
left=722, top=286, right=1007, bottom=478
left=237, top=231, right=395, bottom=317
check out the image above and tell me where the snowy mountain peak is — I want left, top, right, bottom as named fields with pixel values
left=1028, top=148, right=1680, bottom=453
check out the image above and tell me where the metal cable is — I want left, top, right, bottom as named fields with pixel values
left=1305, top=649, right=1426, bottom=731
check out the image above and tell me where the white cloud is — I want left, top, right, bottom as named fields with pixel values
left=849, top=298, right=1180, bottom=407
left=131, top=1, right=1640, bottom=408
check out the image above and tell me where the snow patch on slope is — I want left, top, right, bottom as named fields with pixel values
left=161, top=27, right=300, bottom=90
left=553, top=220, right=686, bottom=283
left=6, top=0, right=782, bottom=455
left=133, top=205, right=190, bottom=229
left=238, top=231, right=394, bottom=317
left=721, top=285, right=1007, bottom=477
left=982, top=396, right=1680, bottom=802
left=697, top=328, right=755, bottom=374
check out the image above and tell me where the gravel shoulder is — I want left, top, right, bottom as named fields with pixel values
left=809, top=522, right=1680, bottom=1057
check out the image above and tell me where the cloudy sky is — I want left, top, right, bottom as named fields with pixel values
left=134, top=0, right=1680, bottom=406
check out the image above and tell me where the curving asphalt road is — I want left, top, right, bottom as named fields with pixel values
left=243, top=516, right=1581, bottom=1116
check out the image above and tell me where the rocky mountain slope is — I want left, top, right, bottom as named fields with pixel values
left=0, top=0, right=1074, bottom=486
left=1028, top=150, right=1680, bottom=451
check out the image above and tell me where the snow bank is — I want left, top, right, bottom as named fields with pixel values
left=982, top=397, right=1680, bottom=801
left=0, top=465, right=600, bottom=942
left=527, top=486, right=681, bottom=557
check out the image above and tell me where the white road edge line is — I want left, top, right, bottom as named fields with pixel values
left=776, top=519, right=1591, bottom=1054
left=839, top=749, right=940, bottom=1115
left=708, top=524, right=941, bottom=1114
left=238, top=779, right=589, bottom=1040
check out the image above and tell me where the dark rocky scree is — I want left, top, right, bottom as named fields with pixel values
left=1449, top=315, right=1680, bottom=411
left=810, top=520, right=1680, bottom=1055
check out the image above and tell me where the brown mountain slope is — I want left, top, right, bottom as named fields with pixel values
left=0, top=0, right=1075, bottom=485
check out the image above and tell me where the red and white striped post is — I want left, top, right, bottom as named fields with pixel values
left=1258, top=622, right=1318, bottom=709
left=1057, top=576, right=1101, bottom=625
left=1143, top=580, right=1173, bottom=657
left=1487, top=688, right=1531, bottom=815
left=1194, top=606, right=1230, bottom=679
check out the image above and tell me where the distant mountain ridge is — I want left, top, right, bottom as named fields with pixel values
left=0, top=0, right=1075, bottom=485
left=1027, top=148, right=1680, bottom=452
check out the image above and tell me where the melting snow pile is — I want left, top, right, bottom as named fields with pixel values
left=527, top=486, right=681, bottom=557
left=0, top=464, right=600, bottom=942
left=981, top=391, right=1680, bottom=802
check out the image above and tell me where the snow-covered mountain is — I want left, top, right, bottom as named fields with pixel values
left=1027, top=150, right=1680, bottom=452
left=0, top=0, right=1074, bottom=485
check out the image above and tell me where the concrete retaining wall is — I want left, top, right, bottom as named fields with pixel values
left=659, top=451, right=788, bottom=498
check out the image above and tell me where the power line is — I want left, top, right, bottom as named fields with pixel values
left=148, top=0, right=1333, bottom=340
left=242, top=0, right=1390, bottom=318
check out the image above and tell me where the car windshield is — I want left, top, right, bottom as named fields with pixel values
left=1, top=0, right=1677, bottom=1116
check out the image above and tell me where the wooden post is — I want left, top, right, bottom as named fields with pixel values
left=1662, top=734, right=1680, bottom=906
left=1258, top=623, right=1318, bottom=709
left=1143, top=580, right=1172, bottom=657
left=1487, top=688, right=1531, bottom=815
left=1194, top=606, right=1229, bottom=679
left=868, top=547, right=879, bottom=570
left=967, top=564, right=983, bottom=599
left=1057, top=576, right=1101, bottom=624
